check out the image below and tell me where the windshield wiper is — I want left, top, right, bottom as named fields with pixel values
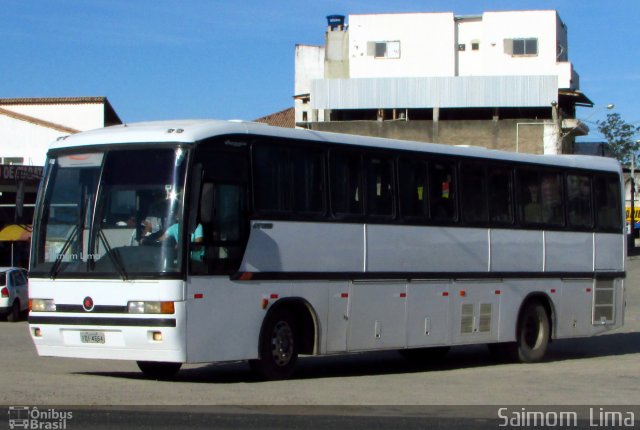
left=49, top=196, right=91, bottom=279
left=48, top=224, right=79, bottom=280
left=96, top=229, right=129, bottom=281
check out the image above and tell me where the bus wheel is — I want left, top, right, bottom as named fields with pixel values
left=250, top=308, right=298, bottom=380
left=507, top=299, right=550, bottom=363
left=136, top=361, right=182, bottom=379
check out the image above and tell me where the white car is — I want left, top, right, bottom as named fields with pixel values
left=0, top=267, right=29, bottom=322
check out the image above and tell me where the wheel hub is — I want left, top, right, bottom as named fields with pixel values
left=271, top=321, right=294, bottom=366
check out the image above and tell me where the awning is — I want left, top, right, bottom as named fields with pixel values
left=558, top=89, right=594, bottom=107
left=0, top=224, right=32, bottom=242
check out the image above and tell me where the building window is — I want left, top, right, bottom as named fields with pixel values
left=369, top=41, right=401, bottom=59
left=458, top=44, right=466, bottom=51
left=471, top=41, right=480, bottom=51
left=504, top=38, right=538, bottom=56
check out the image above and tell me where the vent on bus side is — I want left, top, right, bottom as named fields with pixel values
left=478, top=303, right=492, bottom=333
left=461, top=304, right=474, bottom=334
left=593, top=280, right=615, bottom=324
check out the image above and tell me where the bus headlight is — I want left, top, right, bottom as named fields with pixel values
left=30, top=299, right=57, bottom=312
left=127, top=301, right=175, bottom=314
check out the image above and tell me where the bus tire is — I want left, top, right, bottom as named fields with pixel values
left=510, top=299, right=550, bottom=363
left=250, top=307, right=299, bottom=380
left=136, top=361, right=182, bottom=379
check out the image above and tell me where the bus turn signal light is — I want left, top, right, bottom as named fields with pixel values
left=128, top=301, right=175, bottom=314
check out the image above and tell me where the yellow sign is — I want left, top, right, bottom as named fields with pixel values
left=626, top=207, right=640, bottom=222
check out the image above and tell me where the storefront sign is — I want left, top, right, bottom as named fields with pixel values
left=0, top=165, right=43, bottom=184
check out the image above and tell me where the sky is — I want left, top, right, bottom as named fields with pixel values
left=1, top=0, right=639, bottom=142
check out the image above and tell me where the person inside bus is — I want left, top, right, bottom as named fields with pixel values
left=524, top=183, right=542, bottom=223
left=141, top=196, right=167, bottom=239
left=159, top=214, right=204, bottom=261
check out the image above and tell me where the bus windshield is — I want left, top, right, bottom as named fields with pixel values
left=30, top=147, right=189, bottom=278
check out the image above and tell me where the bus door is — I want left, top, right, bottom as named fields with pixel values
left=185, top=143, right=253, bottom=363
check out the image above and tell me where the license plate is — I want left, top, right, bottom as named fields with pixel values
left=80, top=331, right=106, bottom=344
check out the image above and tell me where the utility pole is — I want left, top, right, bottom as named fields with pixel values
left=630, top=155, right=636, bottom=252
left=551, top=101, right=562, bottom=154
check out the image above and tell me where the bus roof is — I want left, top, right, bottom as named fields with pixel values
left=50, top=119, right=621, bottom=173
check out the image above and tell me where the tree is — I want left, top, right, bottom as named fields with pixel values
left=597, top=113, right=640, bottom=165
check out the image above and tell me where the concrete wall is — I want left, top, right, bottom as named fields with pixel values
left=295, top=45, right=325, bottom=124
left=325, top=31, right=349, bottom=79
left=348, top=13, right=456, bottom=78
left=456, top=17, right=483, bottom=76
left=309, top=119, right=546, bottom=154
left=344, top=11, right=572, bottom=86
left=479, top=11, right=564, bottom=79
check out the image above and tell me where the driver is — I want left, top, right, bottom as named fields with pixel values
left=159, top=213, right=204, bottom=262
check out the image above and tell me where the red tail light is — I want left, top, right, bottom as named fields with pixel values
left=0, top=287, right=8, bottom=298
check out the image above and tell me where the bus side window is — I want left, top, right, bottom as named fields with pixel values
left=330, top=151, right=363, bottom=217
left=398, top=158, right=428, bottom=220
left=518, top=169, right=563, bottom=226
left=488, top=167, right=514, bottom=224
left=193, top=182, right=247, bottom=275
left=594, top=175, right=622, bottom=231
left=518, top=169, right=541, bottom=224
left=566, top=174, right=593, bottom=228
left=460, top=163, right=488, bottom=224
left=540, top=172, right=564, bottom=225
left=429, top=161, right=457, bottom=221
left=365, top=156, right=394, bottom=218
left=253, top=145, right=291, bottom=214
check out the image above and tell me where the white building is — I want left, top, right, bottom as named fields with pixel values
left=0, top=97, right=121, bottom=166
left=295, top=10, right=592, bottom=155
left=0, top=97, right=121, bottom=260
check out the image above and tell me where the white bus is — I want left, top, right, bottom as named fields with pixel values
left=28, top=120, right=625, bottom=380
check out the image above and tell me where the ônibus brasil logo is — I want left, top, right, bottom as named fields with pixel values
left=8, top=407, right=72, bottom=429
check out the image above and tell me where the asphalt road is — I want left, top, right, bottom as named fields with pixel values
left=2, top=258, right=640, bottom=428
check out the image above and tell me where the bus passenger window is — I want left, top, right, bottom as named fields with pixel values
left=540, top=172, right=563, bottom=225
left=488, top=167, right=513, bottom=224
left=594, top=175, right=622, bottom=231
left=429, top=162, right=457, bottom=221
left=398, top=158, right=428, bottom=220
left=518, top=170, right=563, bottom=226
left=518, top=170, right=542, bottom=224
left=567, top=174, right=593, bottom=228
left=460, top=163, right=488, bottom=224
left=253, top=145, right=291, bottom=213
left=330, top=151, right=363, bottom=217
left=291, top=148, right=325, bottom=215
left=366, top=156, right=394, bottom=217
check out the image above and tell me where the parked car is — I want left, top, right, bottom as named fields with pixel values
left=0, top=267, right=29, bottom=322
